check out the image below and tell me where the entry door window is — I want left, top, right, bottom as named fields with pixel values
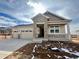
left=50, top=26, right=60, bottom=33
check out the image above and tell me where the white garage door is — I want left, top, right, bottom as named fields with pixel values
left=21, top=31, right=33, bottom=39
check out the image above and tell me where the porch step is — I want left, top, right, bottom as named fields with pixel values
left=33, top=38, right=48, bottom=43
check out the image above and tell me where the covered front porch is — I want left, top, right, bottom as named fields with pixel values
left=33, top=23, right=71, bottom=42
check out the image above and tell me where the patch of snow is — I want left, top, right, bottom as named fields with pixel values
left=51, top=47, right=58, bottom=50
left=61, top=48, right=70, bottom=53
left=31, top=54, right=34, bottom=59
left=33, top=45, right=37, bottom=52
left=72, top=51, right=79, bottom=56
left=64, top=56, right=73, bottom=59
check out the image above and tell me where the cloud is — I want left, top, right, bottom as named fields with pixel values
left=0, top=12, right=31, bottom=27
left=13, top=14, right=33, bottom=23
left=55, top=7, right=71, bottom=19
left=7, top=0, right=16, bottom=3
left=0, top=19, right=17, bottom=27
left=27, top=0, right=46, bottom=14
left=0, top=0, right=79, bottom=33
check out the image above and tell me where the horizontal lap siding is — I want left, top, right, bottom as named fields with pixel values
left=48, top=34, right=69, bottom=41
left=21, top=31, right=33, bottom=39
left=12, top=25, right=33, bottom=39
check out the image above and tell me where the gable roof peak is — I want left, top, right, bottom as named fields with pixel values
left=44, top=11, right=71, bottom=21
left=32, top=13, right=50, bottom=20
left=43, top=10, right=53, bottom=15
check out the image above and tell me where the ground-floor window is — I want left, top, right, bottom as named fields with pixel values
left=49, top=26, right=60, bottom=33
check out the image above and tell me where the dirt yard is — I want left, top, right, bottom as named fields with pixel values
left=0, top=35, right=11, bottom=40
left=4, top=40, right=79, bottom=59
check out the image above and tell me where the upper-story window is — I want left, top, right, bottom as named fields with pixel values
left=50, top=26, right=60, bottom=33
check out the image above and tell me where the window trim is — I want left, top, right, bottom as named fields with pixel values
left=49, top=25, right=60, bottom=33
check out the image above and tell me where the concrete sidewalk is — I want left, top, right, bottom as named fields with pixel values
left=0, top=39, right=31, bottom=59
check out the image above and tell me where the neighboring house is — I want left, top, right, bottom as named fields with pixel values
left=12, top=11, right=71, bottom=41
left=0, top=27, right=11, bottom=35
left=0, top=27, right=12, bottom=39
left=71, top=30, right=79, bottom=40
left=71, top=34, right=77, bottom=40
left=12, top=24, right=33, bottom=39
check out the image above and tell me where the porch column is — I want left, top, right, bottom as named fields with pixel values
left=44, top=20, right=48, bottom=39
left=67, top=23, right=71, bottom=40
left=33, top=22, right=37, bottom=39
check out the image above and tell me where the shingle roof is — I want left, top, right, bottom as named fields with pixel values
left=44, top=11, right=70, bottom=20
left=32, top=11, right=71, bottom=22
left=12, top=24, right=33, bottom=28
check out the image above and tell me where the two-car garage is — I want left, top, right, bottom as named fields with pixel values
left=12, top=24, right=33, bottom=39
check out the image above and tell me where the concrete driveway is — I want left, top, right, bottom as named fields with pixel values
left=0, top=39, right=32, bottom=59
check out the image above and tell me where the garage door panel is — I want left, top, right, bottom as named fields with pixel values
left=21, top=32, right=33, bottom=39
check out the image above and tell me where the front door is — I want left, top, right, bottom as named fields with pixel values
left=37, top=24, right=44, bottom=38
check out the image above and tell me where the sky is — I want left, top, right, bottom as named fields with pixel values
left=0, top=0, right=79, bottom=34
